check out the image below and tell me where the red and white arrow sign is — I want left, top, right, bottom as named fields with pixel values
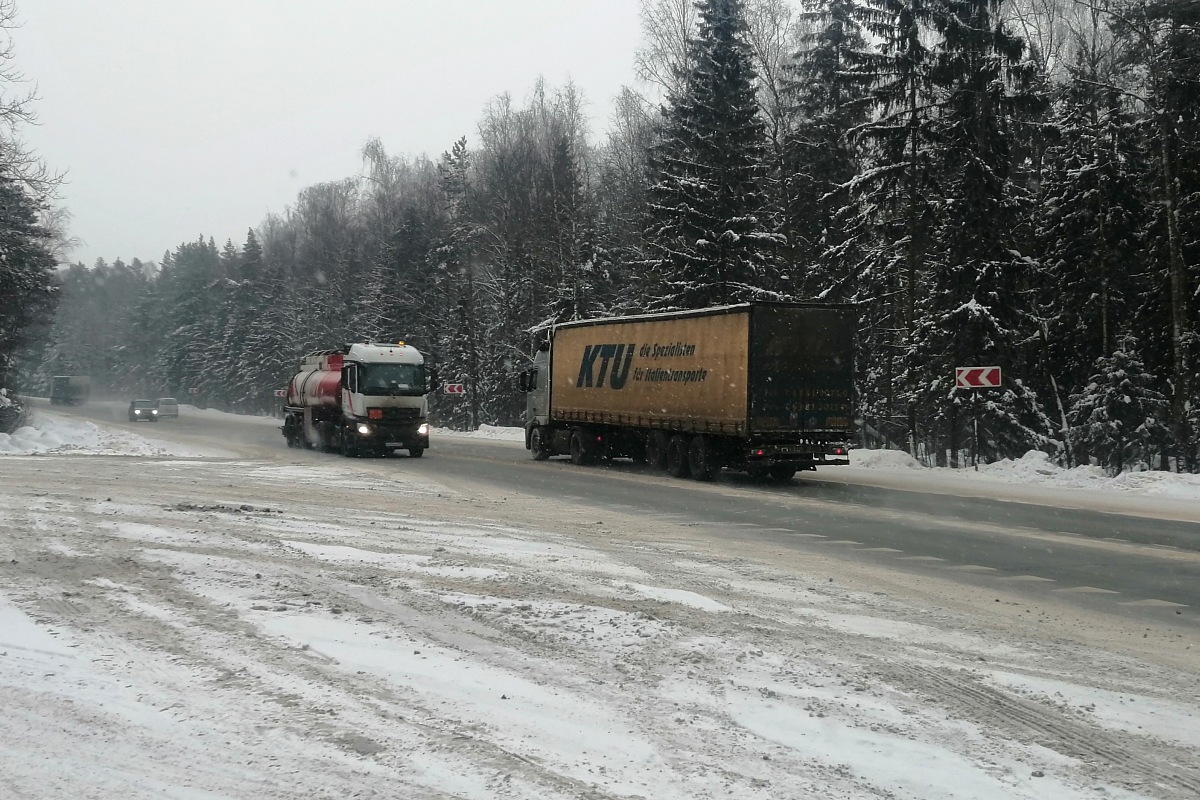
left=955, top=366, right=1002, bottom=388
left=443, top=383, right=466, bottom=395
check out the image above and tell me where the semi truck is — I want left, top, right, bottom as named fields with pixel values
left=281, top=342, right=434, bottom=458
left=49, top=375, right=91, bottom=406
left=517, top=302, right=855, bottom=481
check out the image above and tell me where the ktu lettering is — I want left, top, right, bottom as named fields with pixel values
left=577, top=344, right=634, bottom=389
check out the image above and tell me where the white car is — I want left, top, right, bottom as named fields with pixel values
left=156, top=397, right=179, bottom=419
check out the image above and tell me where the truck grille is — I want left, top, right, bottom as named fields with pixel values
left=377, top=407, right=420, bottom=422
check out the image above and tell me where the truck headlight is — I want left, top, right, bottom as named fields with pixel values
left=357, top=424, right=371, bottom=435
left=152, top=410, right=158, bottom=415
left=417, top=423, right=429, bottom=436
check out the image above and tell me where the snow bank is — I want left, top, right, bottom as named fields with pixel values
left=973, top=449, right=1200, bottom=500
left=0, top=415, right=222, bottom=457
left=848, top=447, right=1200, bottom=504
left=434, top=424, right=525, bottom=442
left=852, top=448, right=924, bottom=470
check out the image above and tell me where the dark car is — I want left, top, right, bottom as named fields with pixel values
left=128, top=399, right=159, bottom=422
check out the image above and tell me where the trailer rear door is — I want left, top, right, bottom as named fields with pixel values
left=748, top=304, right=854, bottom=435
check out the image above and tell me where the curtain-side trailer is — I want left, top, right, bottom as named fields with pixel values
left=49, top=376, right=91, bottom=406
left=518, top=302, right=855, bottom=481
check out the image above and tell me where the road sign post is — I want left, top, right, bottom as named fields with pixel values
left=955, top=367, right=1002, bottom=471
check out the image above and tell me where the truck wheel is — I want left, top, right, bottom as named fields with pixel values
left=645, top=431, right=668, bottom=471
left=569, top=428, right=594, bottom=466
left=283, top=419, right=300, bottom=448
left=769, top=465, right=798, bottom=482
left=340, top=433, right=359, bottom=458
left=530, top=427, right=550, bottom=461
left=666, top=435, right=689, bottom=478
left=408, top=446, right=425, bottom=458
left=688, top=435, right=716, bottom=481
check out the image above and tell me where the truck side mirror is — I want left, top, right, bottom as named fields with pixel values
left=427, top=368, right=440, bottom=393
left=519, top=368, right=537, bottom=392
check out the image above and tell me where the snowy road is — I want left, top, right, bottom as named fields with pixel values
left=32, top=399, right=1200, bottom=620
left=2, top=407, right=1199, bottom=798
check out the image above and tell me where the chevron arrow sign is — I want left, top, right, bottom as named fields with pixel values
left=955, top=366, right=1002, bottom=388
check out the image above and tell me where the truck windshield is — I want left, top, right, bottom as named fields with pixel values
left=361, top=363, right=425, bottom=396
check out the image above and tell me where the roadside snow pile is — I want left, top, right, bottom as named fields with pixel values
left=435, top=424, right=525, bottom=442
left=0, top=415, right=216, bottom=457
left=852, top=448, right=923, bottom=470
left=975, top=450, right=1200, bottom=499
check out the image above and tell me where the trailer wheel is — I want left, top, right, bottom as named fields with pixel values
left=769, top=465, right=798, bottom=482
left=666, top=434, right=689, bottom=478
left=688, top=435, right=716, bottom=481
left=569, top=428, right=594, bottom=465
left=530, top=427, right=550, bottom=461
left=645, top=431, right=668, bottom=471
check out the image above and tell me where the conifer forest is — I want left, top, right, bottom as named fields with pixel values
left=4, top=0, right=1198, bottom=474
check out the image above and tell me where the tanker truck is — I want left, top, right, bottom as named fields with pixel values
left=517, top=302, right=855, bottom=482
left=281, top=342, right=434, bottom=457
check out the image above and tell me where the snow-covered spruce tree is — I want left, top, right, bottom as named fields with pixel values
left=1033, top=48, right=1147, bottom=441
left=357, top=138, right=445, bottom=352
left=249, top=216, right=307, bottom=406
left=780, top=0, right=872, bottom=300
left=213, top=230, right=281, bottom=412
left=1111, top=0, right=1200, bottom=467
left=0, top=0, right=62, bottom=416
left=0, top=168, right=58, bottom=431
left=540, top=106, right=608, bottom=324
left=645, top=0, right=782, bottom=310
left=154, top=237, right=223, bottom=402
left=595, top=87, right=657, bottom=314
left=839, top=0, right=945, bottom=451
left=426, top=137, right=485, bottom=431
left=907, top=0, right=1053, bottom=464
left=1068, top=336, right=1169, bottom=475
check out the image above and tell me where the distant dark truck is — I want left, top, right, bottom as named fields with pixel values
left=49, top=376, right=91, bottom=406
left=518, top=301, right=855, bottom=482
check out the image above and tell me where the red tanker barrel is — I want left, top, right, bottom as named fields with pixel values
left=286, top=373, right=304, bottom=406
left=308, top=369, right=342, bottom=406
left=287, top=368, right=342, bottom=407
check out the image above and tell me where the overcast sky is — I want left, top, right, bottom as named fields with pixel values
left=15, top=0, right=644, bottom=267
